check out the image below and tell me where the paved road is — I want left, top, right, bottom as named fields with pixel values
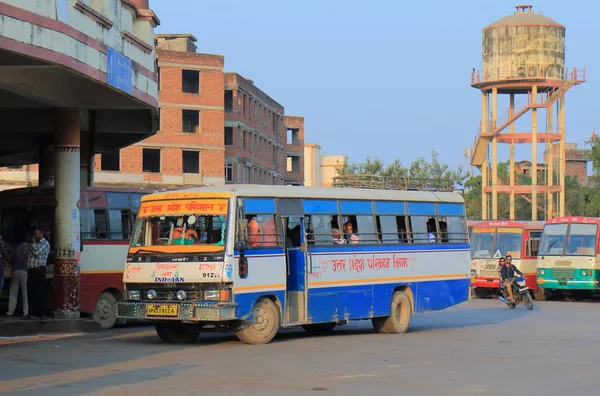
left=0, top=299, right=598, bottom=395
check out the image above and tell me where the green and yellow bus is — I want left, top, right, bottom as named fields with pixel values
left=537, top=216, right=600, bottom=300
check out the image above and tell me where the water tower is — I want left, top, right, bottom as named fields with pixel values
left=470, top=4, right=585, bottom=220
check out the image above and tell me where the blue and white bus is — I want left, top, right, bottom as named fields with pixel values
left=118, top=185, right=471, bottom=344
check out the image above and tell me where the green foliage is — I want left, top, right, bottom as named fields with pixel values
left=335, top=151, right=468, bottom=187
left=586, top=135, right=600, bottom=176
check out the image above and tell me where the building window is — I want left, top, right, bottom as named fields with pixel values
left=182, top=151, right=200, bottom=174
left=225, top=127, right=233, bottom=146
left=225, top=164, right=233, bottom=183
left=182, top=109, right=199, bottom=133
left=225, top=90, right=233, bottom=111
left=287, top=128, right=300, bottom=144
left=287, top=156, right=300, bottom=172
left=243, top=94, right=247, bottom=115
left=101, top=150, right=120, bottom=171
left=142, top=148, right=160, bottom=173
left=182, top=69, right=199, bottom=94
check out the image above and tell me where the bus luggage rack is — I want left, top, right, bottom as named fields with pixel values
left=331, top=175, right=457, bottom=192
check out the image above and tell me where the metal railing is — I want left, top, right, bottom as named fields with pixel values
left=331, top=174, right=457, bottom=192
left=471, top=66, right=586, bottom=85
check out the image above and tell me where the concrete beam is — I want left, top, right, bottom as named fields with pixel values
left=96, top=109, right=157, bottom=135
left=0, top=67, right=76, bottom=107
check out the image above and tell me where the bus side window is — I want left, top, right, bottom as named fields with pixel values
left=408, top=216, right=434, bottom=243
left=81, top=208, right=107, bottom=240
left=437, top=217, right=449, bottom=243
left=108, top=209, right=131, bottom=240
left=376, top=215, right=399, bottom=244
left=304, top=214, right=338, bottom=245
left=444, top=216, right=466, bottom=243
left=245, top=214, right=280, bottom=248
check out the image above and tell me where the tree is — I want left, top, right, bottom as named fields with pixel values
left=586, top=134, right=600, bottom=176
left=336, top=151, right=468, bottom=188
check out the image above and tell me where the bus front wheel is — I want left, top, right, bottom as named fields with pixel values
left=235, top=297, right=280, bottom=345
left=155, top=322, right=200, bottom=344
left=373, top=291, right=411, bottom=334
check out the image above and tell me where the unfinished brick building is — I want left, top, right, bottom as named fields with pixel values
left=0, top=33, right=305, bottom=190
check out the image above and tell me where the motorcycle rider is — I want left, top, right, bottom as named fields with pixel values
left=500, top=254, right=523, bottom=303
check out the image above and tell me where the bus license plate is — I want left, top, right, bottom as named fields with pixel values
left=146, top=304, right=178, bottom=317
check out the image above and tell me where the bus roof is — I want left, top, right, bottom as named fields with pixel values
left=141, top=184, right=465, bottom=204
left=544, top=216, right=600, bottom=225
left=472, top=220, right=545, bottom=230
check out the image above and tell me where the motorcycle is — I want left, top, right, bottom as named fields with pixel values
left=498, top=275, right=534, bottom=310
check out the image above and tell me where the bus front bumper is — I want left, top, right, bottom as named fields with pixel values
left=471, top=277, right=501, bottom=289
left=117, top=301, right=237, bottom=322
left=538, top=278, right=599, bottom=290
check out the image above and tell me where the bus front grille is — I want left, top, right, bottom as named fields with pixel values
left=552, top=268, right=575, bottom=279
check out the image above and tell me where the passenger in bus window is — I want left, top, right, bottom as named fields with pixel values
left=427, top=218, right=437, bottom=243
left=247, top=216, right=261, bottom=247
left=331, top=228, right=345, bottom=244
left=343, top=221, right=359, bottom=244
left=261, top=216, right=279, bottom=247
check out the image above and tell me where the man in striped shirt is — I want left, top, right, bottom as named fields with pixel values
left=28, top=229, right=50, bottom=321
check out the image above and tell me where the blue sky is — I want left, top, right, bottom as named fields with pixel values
left=152, top=0, right=598, bottom=172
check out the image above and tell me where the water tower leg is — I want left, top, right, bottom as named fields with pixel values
left=547, top=99, right=554, bottom=218
left=491, top=88, right=498, bottom=219
left=559, top=97, right=566, bottom=217
left=481, top=91, right=489, bottom=220
left=509, top=94, right=515, bottom=220
left=531, top=86, right=538, bottom=221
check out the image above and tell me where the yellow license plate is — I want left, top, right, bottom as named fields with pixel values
left=146, top=304, right=179, bottom=317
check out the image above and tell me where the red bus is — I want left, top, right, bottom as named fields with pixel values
left=469, top=220, right=544, bottom=299
left=0, top=186, right=157, bottom=328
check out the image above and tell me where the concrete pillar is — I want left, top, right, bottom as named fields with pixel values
left=531, top=86, right=538, bottom=221
left=54, top=107, right=81, bottom=319
left=39, top=146, right=55, bottom=187
left=80, top=129, right=90, bottom=188
left=79, top=111, right=96, bottom=187
left=509, top=94, right=515, bottom=220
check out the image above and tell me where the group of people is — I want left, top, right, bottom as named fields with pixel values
left=0, top=229, right=52, bottom=322
left=497, top=255, right=524, bottom=303
left=331, top=222, right=360, bottom=245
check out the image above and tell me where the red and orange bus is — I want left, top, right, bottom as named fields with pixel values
left=0, top=186, right=157, bottom=328
left=469, top=220, right=544, bottom=299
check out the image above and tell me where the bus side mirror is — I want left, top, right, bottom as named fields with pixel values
left=238, top=255, right=248, bottom=279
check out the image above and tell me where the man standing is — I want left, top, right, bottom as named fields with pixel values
left=27, top=229, right=50, bottom=322
left=7, top=237, right=29, bottom=317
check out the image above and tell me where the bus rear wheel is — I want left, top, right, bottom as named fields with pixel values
left=235, top=297, right=280, bottom=344
left=373, top=291, right=411, bottom=334
left=155, top=322, right=200, bottom=344
left=93, top=292, right=121, bottom=330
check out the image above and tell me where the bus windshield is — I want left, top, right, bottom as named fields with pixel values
left=130, top=198, right=229, bottom=249
left=470, top=228, right=523, bottom=259
left=131, top=213, right=226, bottom=247
left=541, top=223, right=598, bottom=256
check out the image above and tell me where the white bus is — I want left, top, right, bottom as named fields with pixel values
left=118, top=185, right=471, bottom=344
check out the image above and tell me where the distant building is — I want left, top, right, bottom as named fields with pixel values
left=303, top=143, right=347, bottom=187
left=0, top=33, right=306, bottom=189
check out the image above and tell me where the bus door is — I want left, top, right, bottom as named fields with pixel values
left=279, top=199, right=308, bottom=324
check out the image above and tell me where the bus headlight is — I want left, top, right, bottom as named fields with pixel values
left=128, top=290, right=140, bottom=300
left=582, top=270, right=588, bottom=276
left=539, top=269, right=546, bottom=276
left=147, top=289, right=157, bottom=300
left=204, top=290, right=219, bottom=300
left=471, top=270, right=477, bottom=277
left=176, top=290, right=187, bottom=301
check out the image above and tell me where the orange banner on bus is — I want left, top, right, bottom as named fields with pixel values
left=139, top=199, right=228, bottom=217
left=473, top=227, right=495, bottom=233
